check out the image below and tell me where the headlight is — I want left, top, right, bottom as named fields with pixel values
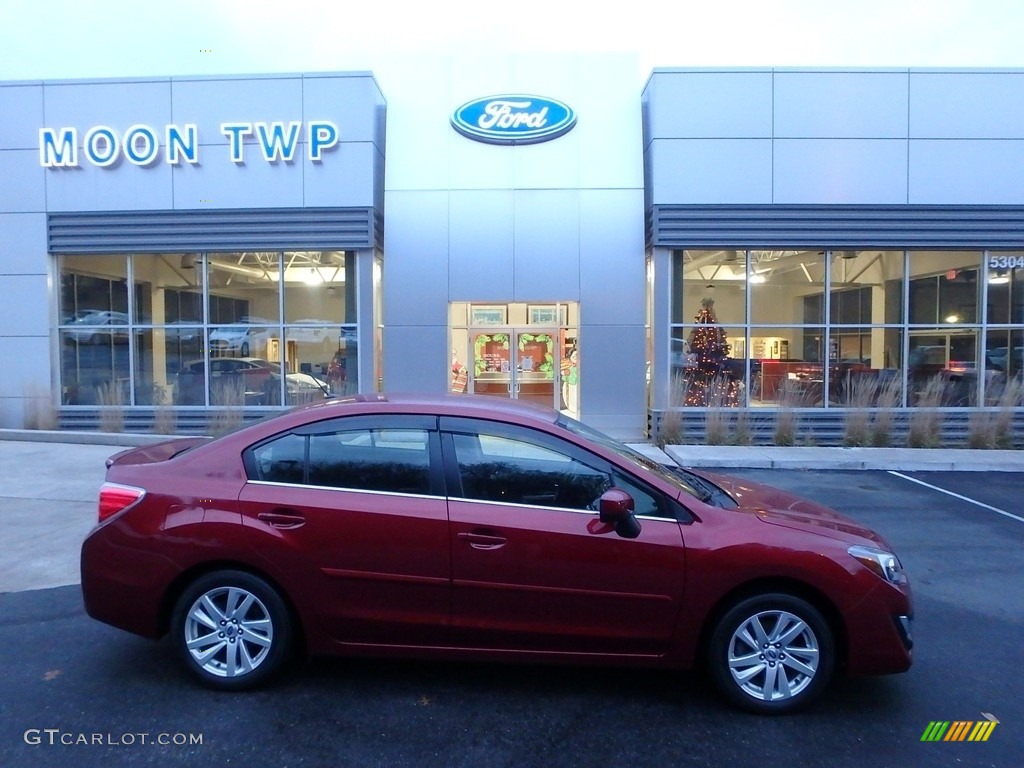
left=848, top=545, right=908, bottom=586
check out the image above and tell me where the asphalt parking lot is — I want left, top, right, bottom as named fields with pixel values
left=0, top=439, right=1021, bottom=767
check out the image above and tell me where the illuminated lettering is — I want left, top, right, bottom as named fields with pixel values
left=308, top=121, right=339, bottom=161
left=255, top=121, right=301, bottom=162
left=166, top=124, right=198, bottom=164
left=39, top=128, right=78, bottom=167
left=221, top=122, right=253, bottom=163
left=123, top=125, right=159, bottom=166
left=39, top=119, right=339, bottom=168
left=84, top=126, right=119, bottom=167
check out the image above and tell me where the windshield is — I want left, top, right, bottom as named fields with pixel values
left=555, top=413, right=711, bottom=502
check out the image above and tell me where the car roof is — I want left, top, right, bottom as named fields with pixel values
left=180, top=393, right=565, bottom=458
left=286, top=393, right=561, bottom=429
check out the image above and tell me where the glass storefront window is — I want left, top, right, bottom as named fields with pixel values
left=908, top=251, right=981, bottom=325
left=749, top=250, right=825, bottom=326
left=670, top=325, right=747, bottom=407
left=663, top=246, right=1020, bottom=415
left=57, top=250, right=364, bottom=409
left=282, top=251, right=353, bottom=324
left=280, top=251, right=357, bottom=402
left=986, top=252, right=1024, bottom=324
left=130, top=253, right=204, bottom=405
left=908, top=328, right=981, bottom=406
left=984, top=328, right=1024, bottom=404
left=827, top=250, right=905, bottom=325
left=747, top=327, right=827, bottom=408
left=206, top=251, right=281, bottom=324
left=672, top=250, right=747, bottom=325
left=58, top=255, right=130, bottom=405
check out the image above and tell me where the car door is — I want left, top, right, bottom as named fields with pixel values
left=440, top=417, right=686, bottom=656
left=239, top=415, right=451, bottom=648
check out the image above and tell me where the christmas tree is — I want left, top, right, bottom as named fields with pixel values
left=685, top=297, right=739, bottom=406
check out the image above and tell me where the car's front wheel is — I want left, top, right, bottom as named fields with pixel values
left=171, top=570, right=293, bottom=691
left=708, top=593, right=834, bottom=715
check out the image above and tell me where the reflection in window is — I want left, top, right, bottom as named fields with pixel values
left=308, top=429, right=431, bottom=494
left=610, top=469, right=664, bottom=519
left=451, top=432, right=610, bottom=509
left=908, top=252, right=981, bottom=325
left=907, top=330, right=981, bottom=406
left=252, top=433, right=307, bottom=484
left=986, top=253, right=1024, bottom=324
left=57, top=251, right=361, bottom=407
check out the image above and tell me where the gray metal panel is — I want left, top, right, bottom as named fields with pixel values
left=774, top=140, right=908, bottom=204
left=47, top=208, right=377, bottom=253
left=909, top=140, right=1024, bottom=204
left=910, top=71, right=1024, bottom=139
left=0, top=214, right=47, bottom=275
left=650, top=205, right=1024, bottom=249
left=0, top=84, right=44, bottom=149
left=774, top=72, right=908, bottom=139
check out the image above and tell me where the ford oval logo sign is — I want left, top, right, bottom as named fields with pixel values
left=451, top=95, right=577, bottom=145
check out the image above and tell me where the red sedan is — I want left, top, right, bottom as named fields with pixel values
left=81, top=394, right=913, bottom=714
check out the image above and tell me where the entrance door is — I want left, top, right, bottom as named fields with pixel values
left=469, top=328, right=559, bottom=410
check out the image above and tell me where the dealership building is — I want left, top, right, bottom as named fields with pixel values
left=1, top=56, right=1022, bottom=439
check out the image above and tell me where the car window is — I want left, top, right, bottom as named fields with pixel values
left=252, top=433, right=306, bottom=484
left=308, top=428, right=432, bottom=495
left=450, top=431, right=610, bottom=510
left=610, top=468, right=666, bottom=519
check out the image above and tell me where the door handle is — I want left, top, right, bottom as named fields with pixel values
left=257, top=510, right=306, bottom=529
left=457, top=531, right=507, bottom=550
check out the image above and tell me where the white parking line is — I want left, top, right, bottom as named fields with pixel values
left=888, top=471, right=1024, bottom=524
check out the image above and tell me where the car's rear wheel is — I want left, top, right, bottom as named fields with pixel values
left=240, top=341, right=250, bottom=357
left=708, top=593, right=834, bottom=715
left=171, top=570, right=293, bottom=691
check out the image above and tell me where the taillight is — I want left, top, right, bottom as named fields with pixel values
left=97, top=483, right=145, bottom=523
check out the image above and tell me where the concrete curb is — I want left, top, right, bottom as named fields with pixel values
left=661, top=445, right=1024, bottom=472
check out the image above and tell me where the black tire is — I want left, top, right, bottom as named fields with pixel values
left=240, top=341, right=250, bottom=357
left=707, top=593, right=834, bottom=715
left=171, top=570, right=293, bottom=691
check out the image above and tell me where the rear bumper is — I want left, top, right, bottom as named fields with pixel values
left=80, top=528, right=175, bottom=639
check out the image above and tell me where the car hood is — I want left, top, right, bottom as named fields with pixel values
left=693, top=470, right=890, bottom=548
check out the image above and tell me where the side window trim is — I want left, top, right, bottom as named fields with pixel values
left=438, top=417, right=682, bottom=521
left=293, top=413, right=438, bottom=436
left=244, top=432, right=309, bottom=485
left=244, top=414, right=445, bottom=497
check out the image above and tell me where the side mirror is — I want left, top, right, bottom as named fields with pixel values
left=598, top=489, right=641, bottom=539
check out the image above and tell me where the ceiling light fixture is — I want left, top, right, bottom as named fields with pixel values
left=989, top=271, right=1010, bottom=285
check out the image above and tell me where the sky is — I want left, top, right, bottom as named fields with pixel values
left=2, top=0, right=1023, bottom=85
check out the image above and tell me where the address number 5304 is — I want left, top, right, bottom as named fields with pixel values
left=989, top=255, right=1024, bottom=269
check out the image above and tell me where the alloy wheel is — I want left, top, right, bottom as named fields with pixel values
left=726, top=609, right=820, bottom=702
left=183, top=585, right=275, bottom=679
